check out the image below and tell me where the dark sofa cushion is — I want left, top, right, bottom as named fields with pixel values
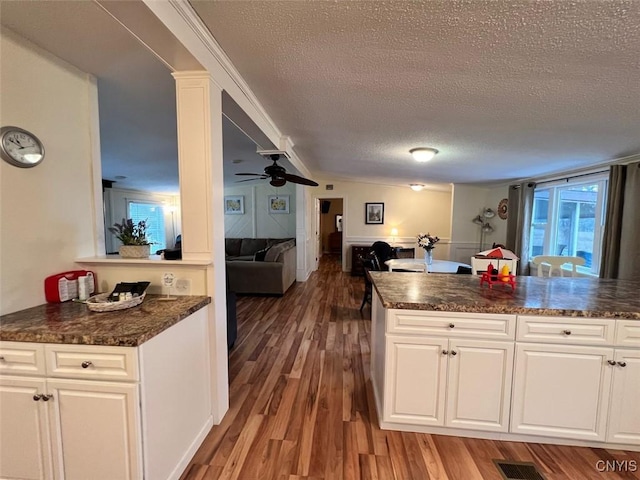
left=254, top=248, right=269, bottom=261
left=240, top=238, right=268, bottom=256
left=225, top=238, right=242, bottom=257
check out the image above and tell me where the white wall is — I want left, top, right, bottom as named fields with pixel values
left=310, top=178, right=453, bottom=271
left=0, top=31, right=99, bottom=314
left=450, top=184, right=509, bottom=264
left=223, top=183, right=296, bottom=238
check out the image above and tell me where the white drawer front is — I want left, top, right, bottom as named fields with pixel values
left=387, top=310, right=515, bottom=339
left=516, top=316, right=615, bottom=346
left=615, top=321, right=640, bottom=348
left=0, top=342, right=45, bottom=376
left=45, top=344, right=138, bottom=381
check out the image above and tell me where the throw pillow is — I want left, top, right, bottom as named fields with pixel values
left=254, top=248, right=269, bottom=261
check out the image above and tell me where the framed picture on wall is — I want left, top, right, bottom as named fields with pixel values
left=224, top=195, right=244, bottom=215
left=268, top=195, right=290, bottom=214
left=365, top=202, right=384, bottom=224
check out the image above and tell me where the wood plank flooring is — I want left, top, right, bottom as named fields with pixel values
left=180, top=254, right=640, bottom=480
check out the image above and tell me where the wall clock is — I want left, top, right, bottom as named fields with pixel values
left=498, top=198, right=508, bottom=220
left=0, top=126, right=45, bottom=168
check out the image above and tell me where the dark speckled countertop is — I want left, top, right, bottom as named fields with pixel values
left=369, top=273, right=640, bottom=319
left=0, top=295, right=211, bottom=346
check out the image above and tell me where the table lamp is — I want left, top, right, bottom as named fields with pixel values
left=390, top=228, right=398, bottom=245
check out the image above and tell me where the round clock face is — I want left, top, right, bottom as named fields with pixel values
left=498, top=198, right=508, bottom=220
left=0, top=126, right=45, bottom=168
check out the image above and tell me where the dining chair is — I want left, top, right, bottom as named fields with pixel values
left=532, top=255, right=585, bottom=277
left=359, top=253, right=378, bottom=311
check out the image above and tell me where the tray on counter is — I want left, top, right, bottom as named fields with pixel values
left=86, top=292, right=146, bottom=312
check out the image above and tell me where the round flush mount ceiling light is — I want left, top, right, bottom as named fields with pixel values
left=409, top=184, right=425, bottom=191
left=410, top=147, right=439, bottom=162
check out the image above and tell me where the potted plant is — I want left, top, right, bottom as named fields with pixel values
left=109, top=218, right=153, bottom=258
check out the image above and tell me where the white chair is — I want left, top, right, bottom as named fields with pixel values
left=470, top=257, right=518, bottom=275
left=532, top=255, right=585, bottom=277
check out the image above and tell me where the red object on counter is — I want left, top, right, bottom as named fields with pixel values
left=44, top=270, right=96, bottom=303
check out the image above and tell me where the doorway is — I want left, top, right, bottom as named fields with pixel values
left=318, top=198, right=344, bottom=267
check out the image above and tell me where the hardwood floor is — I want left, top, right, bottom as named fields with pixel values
left=180, top=254, right=640, bottom=480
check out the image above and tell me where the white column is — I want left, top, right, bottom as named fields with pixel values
left=173, top=71, right=229, bottom=423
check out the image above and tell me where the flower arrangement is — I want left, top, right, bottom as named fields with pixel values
left=417, top=232, right=440, bottom=251
left=108, top=218, right=152, bottom=246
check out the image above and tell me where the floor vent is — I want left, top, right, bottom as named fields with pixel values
left=493, top=460, right=546, bottom=480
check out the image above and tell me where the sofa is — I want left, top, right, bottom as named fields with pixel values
left=225, top=238, right=296, bottom=295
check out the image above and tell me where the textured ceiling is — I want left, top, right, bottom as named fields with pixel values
left=2, top=1, right=639, bottom=191
left=191, top=0, right=640, bottom=186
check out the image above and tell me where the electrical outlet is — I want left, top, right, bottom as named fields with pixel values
left=175, top=278, right=191, bottom=295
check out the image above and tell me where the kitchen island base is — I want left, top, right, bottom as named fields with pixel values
left=370, top=288, right=640, bottom=453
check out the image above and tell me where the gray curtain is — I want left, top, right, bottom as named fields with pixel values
left=601, top=161, right=640, bottom=279
left=506, top=182, right=536, bottom=275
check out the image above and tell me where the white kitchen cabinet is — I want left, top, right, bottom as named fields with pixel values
left=511, top=343, right=614, bottom=442
left=445, top=339, right=514, bottom=432
left=384, top=336, right=514, bottom=432
left=607, top=349, right=640, bottom=445
left=47, top=379, right=140, bottom=480
left=0, top=375, right=53, bottom=480
left=0, top=342, right=141, bottom=480
left=385, top=336, right=448, bottom=426
left=0, top=307, right=212, bottom=480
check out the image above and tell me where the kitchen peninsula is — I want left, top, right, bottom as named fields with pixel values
left=369, top=272, right=640, bottom=451
left=0, top=295, right=212, bottom=480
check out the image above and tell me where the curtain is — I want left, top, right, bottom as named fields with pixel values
left=601, top=161, right=640, bottom=279
left=506, top=182, right=536, bottom=275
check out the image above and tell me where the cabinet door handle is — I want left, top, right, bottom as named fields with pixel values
left=442, top=350, right=448, bottom=355
left=81, top=361, right=92, bottom=368
left=562, top=330, right=572, bottom=335
left=449, top=323, right=455, bottom=329
left=450, top=350, right=457, bottom=356
left=617, top=361, right=627, bottom=367
left=41, top=394, right=53, bottom=402
left=607, top=360, right=616, bottom=366
left=33, top=394, right=42, bottom=401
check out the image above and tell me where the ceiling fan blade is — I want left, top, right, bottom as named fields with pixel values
left=235, top=173, right=263, bottom=176
left=236, top=176, right=266, bottom=183
left=281, top=172, right=319, bottom=187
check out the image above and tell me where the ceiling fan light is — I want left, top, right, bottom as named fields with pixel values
left=410, top=147, right=438, bottom=162
left=270, top=177, right=286, bottom=187
left=409, top=184, right=425, bottom=191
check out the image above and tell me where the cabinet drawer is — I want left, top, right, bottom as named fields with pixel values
left=387, top=310, right=515, bottom=340
left=516, top=316, right=615, bottom=346
left=0, top=342, right=45, bottom=376
left=615, top=321, right=640, bottom=348
left=45, top=344, right=138, bottom=381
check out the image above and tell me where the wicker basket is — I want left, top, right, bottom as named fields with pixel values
left=86, top=292, right=146, bottom=312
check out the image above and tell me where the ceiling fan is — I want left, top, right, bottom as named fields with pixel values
left=235, top=151, right=318, bottom=187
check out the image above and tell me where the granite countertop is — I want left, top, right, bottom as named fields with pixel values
left=0, top=295, right=211, bottom=346
left=369, top=272, right=640, bottom=319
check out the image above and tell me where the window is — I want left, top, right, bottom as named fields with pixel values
left=128, top=201, right=166, bottom=251
left=530, top=174, right=608, bottom=275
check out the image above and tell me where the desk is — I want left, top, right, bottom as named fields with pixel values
left=385, top=259, right=471, bottom=273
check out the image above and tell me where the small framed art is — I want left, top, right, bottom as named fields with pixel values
left=268, top=195, right=290, bottom=214
left=224, top=195, right=244, bottom=215
left=365, top=202, right=384, bottom=224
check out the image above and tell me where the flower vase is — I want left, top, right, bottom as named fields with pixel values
left=424, top=249, right=433, bottom=268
